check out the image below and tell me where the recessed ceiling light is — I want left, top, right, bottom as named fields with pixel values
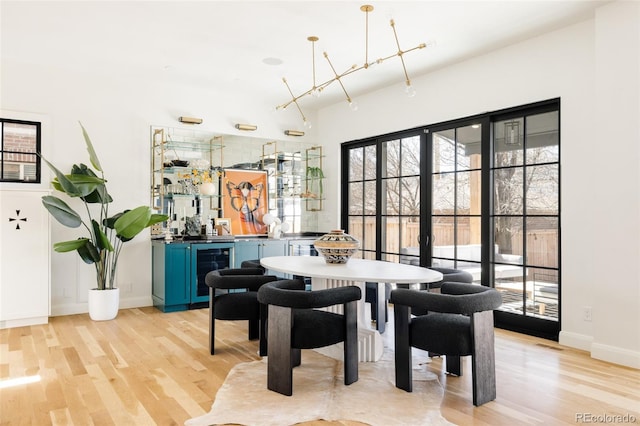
left=262, top=57, right=283, bottom=66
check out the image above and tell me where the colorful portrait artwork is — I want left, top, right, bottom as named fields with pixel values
left=223, top=169, right=268, bottom=235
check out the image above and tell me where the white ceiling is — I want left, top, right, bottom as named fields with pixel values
left=2, top=1, right=607, bottom=111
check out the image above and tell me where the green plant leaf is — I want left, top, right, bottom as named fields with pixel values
left=82, top=184, right=113, bottom=204
left=76, top=240, right=101, bottom=264
left=80, top=122, right=103, bottom=172
left=92, top=219, right=114, bottom=252
left=114, top=206, right=151, bottom=240
left=54, top=238, right=89, bottom=252
left=42, top=195, right=83, bottom=228
left=148, top=213, right=169, bottom=227
left=104, top=211, right=124, bottom=230
left=65, top=173, right=106, bottom=198
left=71, top=163, right=98, bottom=177
left=41, top=157, right=82, bottom=197
left=68, top=164, right=112, bottom=203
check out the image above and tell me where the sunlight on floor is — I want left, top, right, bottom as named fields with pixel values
left=0, top=374, right=41, bottom=389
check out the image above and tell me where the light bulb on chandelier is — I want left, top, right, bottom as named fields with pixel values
left=405, top=82, right=416, bottom=98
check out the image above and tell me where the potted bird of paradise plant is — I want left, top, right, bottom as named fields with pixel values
left=41, top=122, right=167, bottom=320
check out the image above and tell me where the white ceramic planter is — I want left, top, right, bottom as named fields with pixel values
left=88, top=287, right=120, bottom=321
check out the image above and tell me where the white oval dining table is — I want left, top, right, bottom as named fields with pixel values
left=260, top=256, right=443, bottom=361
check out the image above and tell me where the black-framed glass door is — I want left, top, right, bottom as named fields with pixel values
left=341, top=99, right=561, bottom=340
left=428, top=122, right=484, bottom=279
left=343, top=130, right=425, bottom=264
left=490, top=107, right=560, bottom=339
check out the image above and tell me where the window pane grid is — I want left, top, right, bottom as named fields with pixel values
left=1, top=119, right=41, bottom=183
left=492, top=110, right=559, bottom=322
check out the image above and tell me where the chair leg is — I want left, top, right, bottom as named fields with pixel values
left=393, top=304, right=413, bottom=392
left=446, top=356, right=462, bottom=376
left=248, top=319, right=259, bottom=340
left=375, top=284, right=386, bottom=334
left=209, top=289, right=216, bottom=355
left=343, top=300, right=359, bottom=385
left=267, top=305, right=294, bottom=396
left=292, top=348, right=301, bottom=368
left=259, top=304, right=267, bottom=356
left=369, top=294, right=377, bottom=321
left=471, top=310, right=497, bottom=406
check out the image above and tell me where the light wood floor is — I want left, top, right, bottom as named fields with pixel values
left=1, top=307, right=639, bottom=426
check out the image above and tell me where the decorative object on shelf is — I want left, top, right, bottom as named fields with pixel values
left=164, top=200, right=174, bottom=241
left=178, top=167, right=221, bottom=196
left=166, top=159, right=190, bottom=167
left=276, top=4, right=427, bottom=127
left=214, top=218, right=232, bottom=235
left=190, top=158, right=211, bottom=169
left=185, top=215, right=202, bottom=237
left=199, top=182, right=217, bottom=196
left=41, top=122, right=167, bottom=320
left=262, top=213, right=291, bottom=239
left=314, top=229, right=360, bottom=264
left=305, top=166, right=324, bottom=199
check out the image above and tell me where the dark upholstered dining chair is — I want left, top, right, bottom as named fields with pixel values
left=204, top=268, right=278, bottom=356
left=390, top=282, right=503, bottom=406
left=366, top=267, right=474, bottom=328
left=240, top=259, right=265, bottom=273
left=257, top=279, right=361, bottom=396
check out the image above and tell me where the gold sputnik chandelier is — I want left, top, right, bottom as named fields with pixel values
left=276, top=4, right=427, bottom=128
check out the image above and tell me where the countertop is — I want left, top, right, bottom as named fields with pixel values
left=151, top=232, right=325, bottom=244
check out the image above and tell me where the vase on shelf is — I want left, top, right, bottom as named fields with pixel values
left=185, top=215, right=202, bottom=237
left=199, top=182, right=217, bottom=196
left=314, top=230, right=360, bottom=264
left=306, top=166, right=324, bottom=199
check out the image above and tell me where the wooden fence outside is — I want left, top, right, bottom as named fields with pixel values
left=349, top=219, right=558, bottom=267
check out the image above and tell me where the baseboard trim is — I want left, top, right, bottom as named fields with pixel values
left=51, top=296, right=153, bottom=317
left=558, top=331, right=593, bottom=351
left=559, top=331, right=640, bottom=369
left=0, top=316, right=48, bottom=330
left=591, top=343, right=640, bottom=369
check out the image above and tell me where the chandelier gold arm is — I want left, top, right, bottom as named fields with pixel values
left=391, top=19, right=412, bottom=87
left=276, top=4, right=427, bottom=123
left=308, top=36, right=320, bottom=94
left=279, top=77, right=308, bottom=125
left=324, top=52, right=360, bottom=104
left=361, top=4, right=373, bottom=68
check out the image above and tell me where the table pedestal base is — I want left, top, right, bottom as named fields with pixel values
left=314, top=328, right=384, bottom=362
left=312, top=277, right=385, bottom=362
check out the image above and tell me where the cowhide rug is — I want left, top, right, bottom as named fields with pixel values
left=186, top=350, right=455, bottom=426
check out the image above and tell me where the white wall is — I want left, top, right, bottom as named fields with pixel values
left=317, top=2, right=640, bottom=368
left=0, top=58, right=319, bottom=316
left=589, top=1, right=640, bottom=367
